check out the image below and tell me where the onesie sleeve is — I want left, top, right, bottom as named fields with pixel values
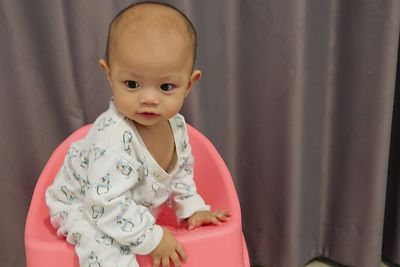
left=170, top=122, right=211, bottom=219
left=83, top=146, right=163, bottom=255
left=45, top=142, right=91, bottom=237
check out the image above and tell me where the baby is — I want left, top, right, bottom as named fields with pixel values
left=45, top=2, right=230, bottom=267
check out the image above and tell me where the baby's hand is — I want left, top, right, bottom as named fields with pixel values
left=150, top=228, right=186, bottom=267
left=187, top=210, right=231, bottom=230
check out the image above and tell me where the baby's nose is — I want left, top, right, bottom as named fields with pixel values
left=139, top=89, right=160, bottom=105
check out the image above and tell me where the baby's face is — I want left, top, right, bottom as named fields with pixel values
left=101, top=24, right=200, bottom=128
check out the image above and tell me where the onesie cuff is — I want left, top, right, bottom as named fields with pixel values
left=176, top=195, right=211, bottom=219
left=132, top=224, right=163, bottom=255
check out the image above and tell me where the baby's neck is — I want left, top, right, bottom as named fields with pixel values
left=135, top=120, right=177, bottom=172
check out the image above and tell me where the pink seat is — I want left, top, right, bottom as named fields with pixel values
left=25, top=124, right=250, bottom=267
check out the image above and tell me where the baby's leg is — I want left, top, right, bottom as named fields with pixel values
left=67, top=219, right=139, bottom=267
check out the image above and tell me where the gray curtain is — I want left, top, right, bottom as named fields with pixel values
left=1, top=1, right=399, bottom=266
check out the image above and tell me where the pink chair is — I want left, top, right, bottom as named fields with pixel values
left=25, top=124, right=250, bottom=267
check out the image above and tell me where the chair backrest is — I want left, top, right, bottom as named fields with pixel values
left=25, top=124, right=247, bottom=267
left=25, top=123, right=241, bottom=243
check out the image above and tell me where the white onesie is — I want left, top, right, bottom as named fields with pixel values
left=45, top=101, right=210, bottom=267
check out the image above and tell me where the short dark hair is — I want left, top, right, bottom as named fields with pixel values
left=104, top=1, right=197, bottom=67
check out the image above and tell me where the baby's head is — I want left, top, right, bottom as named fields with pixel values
left=100, top=2, right=201, bottom=127
left=104, top=1, right=197, bottom=69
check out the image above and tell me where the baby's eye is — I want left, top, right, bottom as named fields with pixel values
left=124, top=80, right=140, bottom=89
left=160, top=83, right=175, bottom=92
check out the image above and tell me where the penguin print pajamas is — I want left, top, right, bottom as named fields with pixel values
left=46, top=102, right=210, bottom=267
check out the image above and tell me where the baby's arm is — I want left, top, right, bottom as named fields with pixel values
left=170, top=122, right=230, bottom=229
left=170, top=134, right=211, bottom=219
left=85, top=148, right=188, bottom=266
left=83, top=148, right=163, bottom=255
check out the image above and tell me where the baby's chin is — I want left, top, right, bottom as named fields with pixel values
left=127, top=114, right=171, bottom=129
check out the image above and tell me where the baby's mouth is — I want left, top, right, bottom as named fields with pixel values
left=137, top=112, right=160, bottom=119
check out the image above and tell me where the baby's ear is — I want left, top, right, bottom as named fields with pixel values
left=99, top=59, right=112, bottom=86
left=186, top=69, right=202, bottom=96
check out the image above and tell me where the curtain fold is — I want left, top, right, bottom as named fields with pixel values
left=1, top=1, right=399, bottom=266
left=383, top=37, right=400, bottom=265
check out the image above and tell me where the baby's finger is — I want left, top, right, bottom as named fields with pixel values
left=176, top=242, right=187, bottom=261
left=153, top=257, right=161, bottom=267
left=187, top=219, right=200, bottom=230
left=215, top=210, right=231, bottom=217
left=211, top=216, right=222, bottom=225
left=170, top=252, right=181, bottom=267
left=187, top=220, right=195, bottom=230
left=217, top=210, right=231, bottom=218
left=216, top=216, right=230, bottom=222
left=161, top=257, right=170, bottom=267
left=223, top=211, right=232, bottom=217
left=214, top=213, right=230, bottom=221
